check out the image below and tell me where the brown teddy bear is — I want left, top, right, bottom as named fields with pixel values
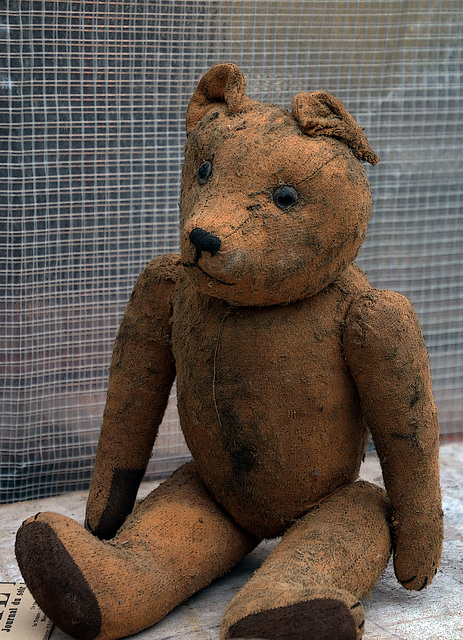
left=15, top=63, right=443, bottom=640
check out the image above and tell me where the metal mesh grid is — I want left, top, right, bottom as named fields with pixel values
left=1, top=1, right=462, bottom=503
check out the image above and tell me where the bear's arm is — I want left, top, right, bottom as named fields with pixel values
left=343, top=289, right=443, bottom=591
left=85, top=254, right=180, bottom=539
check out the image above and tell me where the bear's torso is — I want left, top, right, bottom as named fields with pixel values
left=170, top=263, right=371, bottom=538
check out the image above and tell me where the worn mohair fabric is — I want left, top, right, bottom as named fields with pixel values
left=343, top=290, right=443, bottom=590
left=84, top=254, right=178, bottom=540
left=15, top=63, right=443, bottom=640
left=172, top=264, right=371, bottom=540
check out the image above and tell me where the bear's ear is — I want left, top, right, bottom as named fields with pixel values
left=292, top=91, right=379, bottom=166
left=186, top=63, right=246, bottom=133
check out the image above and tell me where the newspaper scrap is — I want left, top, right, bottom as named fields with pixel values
left=0, top=583, right=53, bottom=639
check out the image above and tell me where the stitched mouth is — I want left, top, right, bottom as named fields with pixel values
left=182, top=260, right=236, bottom=286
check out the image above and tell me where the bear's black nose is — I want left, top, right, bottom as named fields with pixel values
left=189, top=228, right=221, bottom=257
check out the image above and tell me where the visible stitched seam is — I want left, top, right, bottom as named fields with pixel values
left=212, top=309, right=233, bottom=429
left=295, top=152, right=343, bottom=187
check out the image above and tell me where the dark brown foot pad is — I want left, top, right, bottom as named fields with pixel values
left=15, top=520, right=102, bottom=640
left=227, top=598, right=357, bottom=640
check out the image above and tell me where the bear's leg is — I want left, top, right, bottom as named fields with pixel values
left=221, top=481, right=392, bottom=640
left=15, top=462, right=258, bottom=640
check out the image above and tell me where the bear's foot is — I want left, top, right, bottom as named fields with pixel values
left=16, top=512, right=113, bottom=640
left=224, top=587, right=364, bottom=640
left=16, top=463, right=257, bottom=640
left=221, top=482, right=391, bottom=640
left=17, top=508, right=245, bottom=640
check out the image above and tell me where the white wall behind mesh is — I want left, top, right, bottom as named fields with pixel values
left=1, top=1, right=462, bottom=503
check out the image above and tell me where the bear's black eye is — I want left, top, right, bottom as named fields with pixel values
left=273, top=185, right=298, bottom=210
left=198, top=161, right=213, bottom=185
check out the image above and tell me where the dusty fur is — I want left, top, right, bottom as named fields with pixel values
left=15, top=63, right=443, bottom=640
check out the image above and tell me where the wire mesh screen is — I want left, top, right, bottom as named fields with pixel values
left=1, top=1, right=462, bottom=503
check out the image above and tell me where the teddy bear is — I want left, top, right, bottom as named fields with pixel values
left=15, top=63, right=443, bottom=640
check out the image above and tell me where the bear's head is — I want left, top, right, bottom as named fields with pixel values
left=180, top=64, right=378, bottom=306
